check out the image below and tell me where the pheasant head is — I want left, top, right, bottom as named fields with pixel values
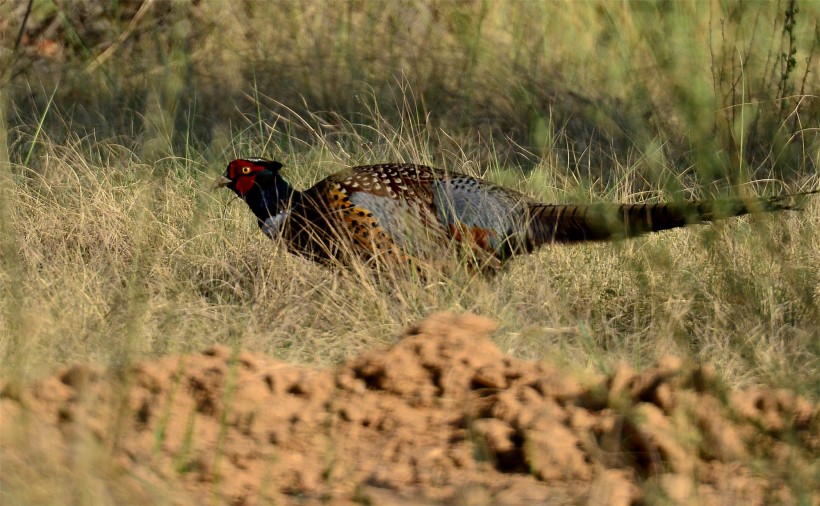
left=217, top=158, right=295, bottom=224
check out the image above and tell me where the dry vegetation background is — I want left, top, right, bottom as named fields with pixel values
left=0, top=0, right=819, bottom=503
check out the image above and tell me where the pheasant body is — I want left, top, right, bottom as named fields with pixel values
left=219, top=158, right=808, bottom=269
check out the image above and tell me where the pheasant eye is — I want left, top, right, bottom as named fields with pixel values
left=241, top=166, right=252, bottom=175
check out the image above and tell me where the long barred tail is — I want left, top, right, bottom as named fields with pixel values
left=526, top=191, right=817, bottom=245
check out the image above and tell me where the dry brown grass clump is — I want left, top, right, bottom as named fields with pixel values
left=3, top=1, right=818, bottom=173
left=1, top=127, right=818, bottom=390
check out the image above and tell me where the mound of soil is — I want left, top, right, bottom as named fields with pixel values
left=2, top=313, right=818, bottom=504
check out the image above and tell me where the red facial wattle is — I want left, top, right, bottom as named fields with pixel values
left=234, top=173, right=257, bottom=195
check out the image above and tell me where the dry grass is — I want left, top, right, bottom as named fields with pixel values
left=0, top=0, right=819, bottom=503
left=1, top=119, right=817, bottom=392
left=1, top=0, right=818, bottom=387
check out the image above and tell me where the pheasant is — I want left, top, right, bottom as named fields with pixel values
left=217, top=158, right=813, bottom=270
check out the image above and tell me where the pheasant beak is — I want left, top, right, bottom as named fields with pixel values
left=213, top=175, right=232, bottom=189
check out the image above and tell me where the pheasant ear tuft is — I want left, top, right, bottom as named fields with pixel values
left=262, top=160, right=283, bottom=172
left=246, top=159, right=283, bottom=172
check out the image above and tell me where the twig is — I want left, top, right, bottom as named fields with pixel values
left=13, top=0, right=34, bottom=52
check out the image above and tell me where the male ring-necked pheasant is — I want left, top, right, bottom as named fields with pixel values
left=218, top=158, right=813, bottom=269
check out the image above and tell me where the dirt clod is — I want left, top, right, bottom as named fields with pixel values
left=2, top=312, right=817, bottom=504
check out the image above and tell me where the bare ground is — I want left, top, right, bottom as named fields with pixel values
left=2, top=313, right=818, bottom=505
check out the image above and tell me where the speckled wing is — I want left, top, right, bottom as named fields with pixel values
left=301, top=164, right=448, bottom=262
left=323, top=164, right=536, bottom=260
